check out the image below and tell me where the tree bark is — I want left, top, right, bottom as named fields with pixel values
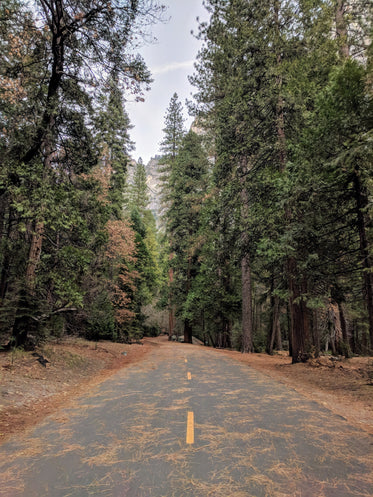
left=311, top=309, right=320, bottom=358
left=10, top=218, right=45, bottom=348
left=0, top=206, right=14, bottom=303
left=239, top=159, right=253, bottom=353
left=184, top=318, right=193, bottom=344
left=0, top=195, right=7, bottom=249
left=222, top=317, right=232, bottom=348
left=351, top=319, right=358, bottom=353
left=266, top=276, right=282, bottom=355
left=241, top=253, right=253, bottom=353
left=182, top=255, right=193, bottom=345
left=168, top=260, right=175, bottom=340
left=288, top=259, right=312, bottom=363
left=338, top=301, right=351, bottom=357
left=208, top=330, right=216, bottom=348
left=273, top=2, right=310, bottom=361
left=168, top=307, right=175, bottom=340
left=352, top=170, right=373, bottom=350
left=25, top=219, right=44, bottom=292
left=22, top=0, right=65, bottom=165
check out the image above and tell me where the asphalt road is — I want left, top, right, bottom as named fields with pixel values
left=1, top=341, right=372, bottom=497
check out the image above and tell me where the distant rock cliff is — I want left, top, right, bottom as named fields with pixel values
left=145, top=156, right=163, bottom=225
left=127, top=155, right=163, bottom=224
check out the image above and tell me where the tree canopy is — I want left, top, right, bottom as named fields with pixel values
left=1, top=0, right=372, bottom=362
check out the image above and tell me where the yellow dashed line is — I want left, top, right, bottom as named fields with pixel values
left=186, top=411, right=194, bottom=444
left=187, top=372, right=192, bottom=380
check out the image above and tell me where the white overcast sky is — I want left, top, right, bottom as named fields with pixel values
left=127, top=0, right=208, bottom=164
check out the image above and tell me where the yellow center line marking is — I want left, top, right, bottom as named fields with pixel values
left=187, top=372, right=192, bottom=380
left=185, top=358, right=188, bottom=363
left=186, top=411, right=194, bottom=444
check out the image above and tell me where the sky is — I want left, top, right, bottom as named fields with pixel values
left=126, top=1, right=208, bottom=164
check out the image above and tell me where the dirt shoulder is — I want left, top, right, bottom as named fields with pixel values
left=0, top=337, right=153, bottom=444
left=216, top=347, right=373, bottom=435
left=1, top=336, right=372, bottom=444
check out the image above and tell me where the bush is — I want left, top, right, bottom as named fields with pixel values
left=86, top=292, right=115, bottom=341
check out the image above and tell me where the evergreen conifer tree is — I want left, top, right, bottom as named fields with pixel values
left=158, top=93, right=187, bottom=338
left=166, top=131, right=209, bottom=343
left=1, top=0, right=165, bottom=346
left=130, top=158, right=150, bottom=215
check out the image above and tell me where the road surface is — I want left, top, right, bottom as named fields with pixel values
left=0, top=340, right=372, bottom=496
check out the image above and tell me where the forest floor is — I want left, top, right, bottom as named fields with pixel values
left=0, top=335, right=372, bottom=445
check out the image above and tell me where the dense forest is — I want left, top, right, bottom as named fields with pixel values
left=1, top=0, right=372, bottom=364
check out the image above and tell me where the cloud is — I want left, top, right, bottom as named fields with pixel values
left=152, top=60, right=195, bottom=75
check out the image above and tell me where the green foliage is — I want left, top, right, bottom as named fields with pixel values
left=123, top=156, right=162, bottom=336
left=160, top=93, right=186, bottom=161
left=0, top=0, right=165, bottom=347
left=127, top=159, right=150, bottom=214
left=160, top=129, right=210, bottom=339
left=1, top=0, right=372, bottom=357
left=96, top=76, right=134, bottom=218
left=189, top=0, right=373, bottom=356
left=86, top=291, right=116, bottom=342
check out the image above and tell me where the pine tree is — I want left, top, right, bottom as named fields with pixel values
left=302, top=59, right=373, bottom=352
left=190, top=0, right=357, bottom=360
left=129, top=158, right=150, bottom=215
left=96, top=75, right=134, bottom=219
left=166, top=131, right=209, bottom=343
left=158, top=93, right=187, bottom=338
left=124, top=158, right=161, bottom=338
left=159, top=92, right=186, bottom=219
left=189, top=187, right=242, bottom=348
left=191, top=0, right=280, bottom=352
left=160, top=93, right=186, bottom=163
left=1, top=0, right=165, bottom=347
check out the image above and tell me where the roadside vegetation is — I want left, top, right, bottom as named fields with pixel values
left=1, top=0, right=372, bottom=369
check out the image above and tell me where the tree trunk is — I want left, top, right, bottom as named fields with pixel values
left=289, top=294, right=311, bottom=363
left=286, top=302, right=292, bottom=356
left=275, top=308, right=282, bottom=351
left=239, top=159, right=253, bottom=354
left=311, top=309, right=320, bottom=358
left=0, top=206, right=15, bottom=303
left=208, top=330, right=216, bottom=348
left=266, top=286, right=281, bottom=355
left=8, top=293, right=34, bottom=348
left=351, top=319, right=358, bottom=354
left=10, top=153, right=52, bottom=348
left=222, top=318, right=232, bottom=348
left=22, top=0, right=65, bottom=165
left=288, top=259, right=311, bottom=363
left=277, top=55, right=311, bottom=362
left=182, top=255, right=193, bottom=345
left=9, top=1, right=65, bottom=348
left=9, top=218, right=45, bottom=348
left=184, top=318, right=193, bottom=344
left=338, top=301, right=351, bottom=357
left=26, top=219, right=44, bottom=292
left=168, top=306, right=175, bottom=340
left=241, top=253, right=253, bottom=353
left=328, top=300, right=342, bottom=355
left=0, top=195, right=7, bottom=249
left=168, top=261, right=175, bottom=340
left=352, top=170, right=373, bottom=350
